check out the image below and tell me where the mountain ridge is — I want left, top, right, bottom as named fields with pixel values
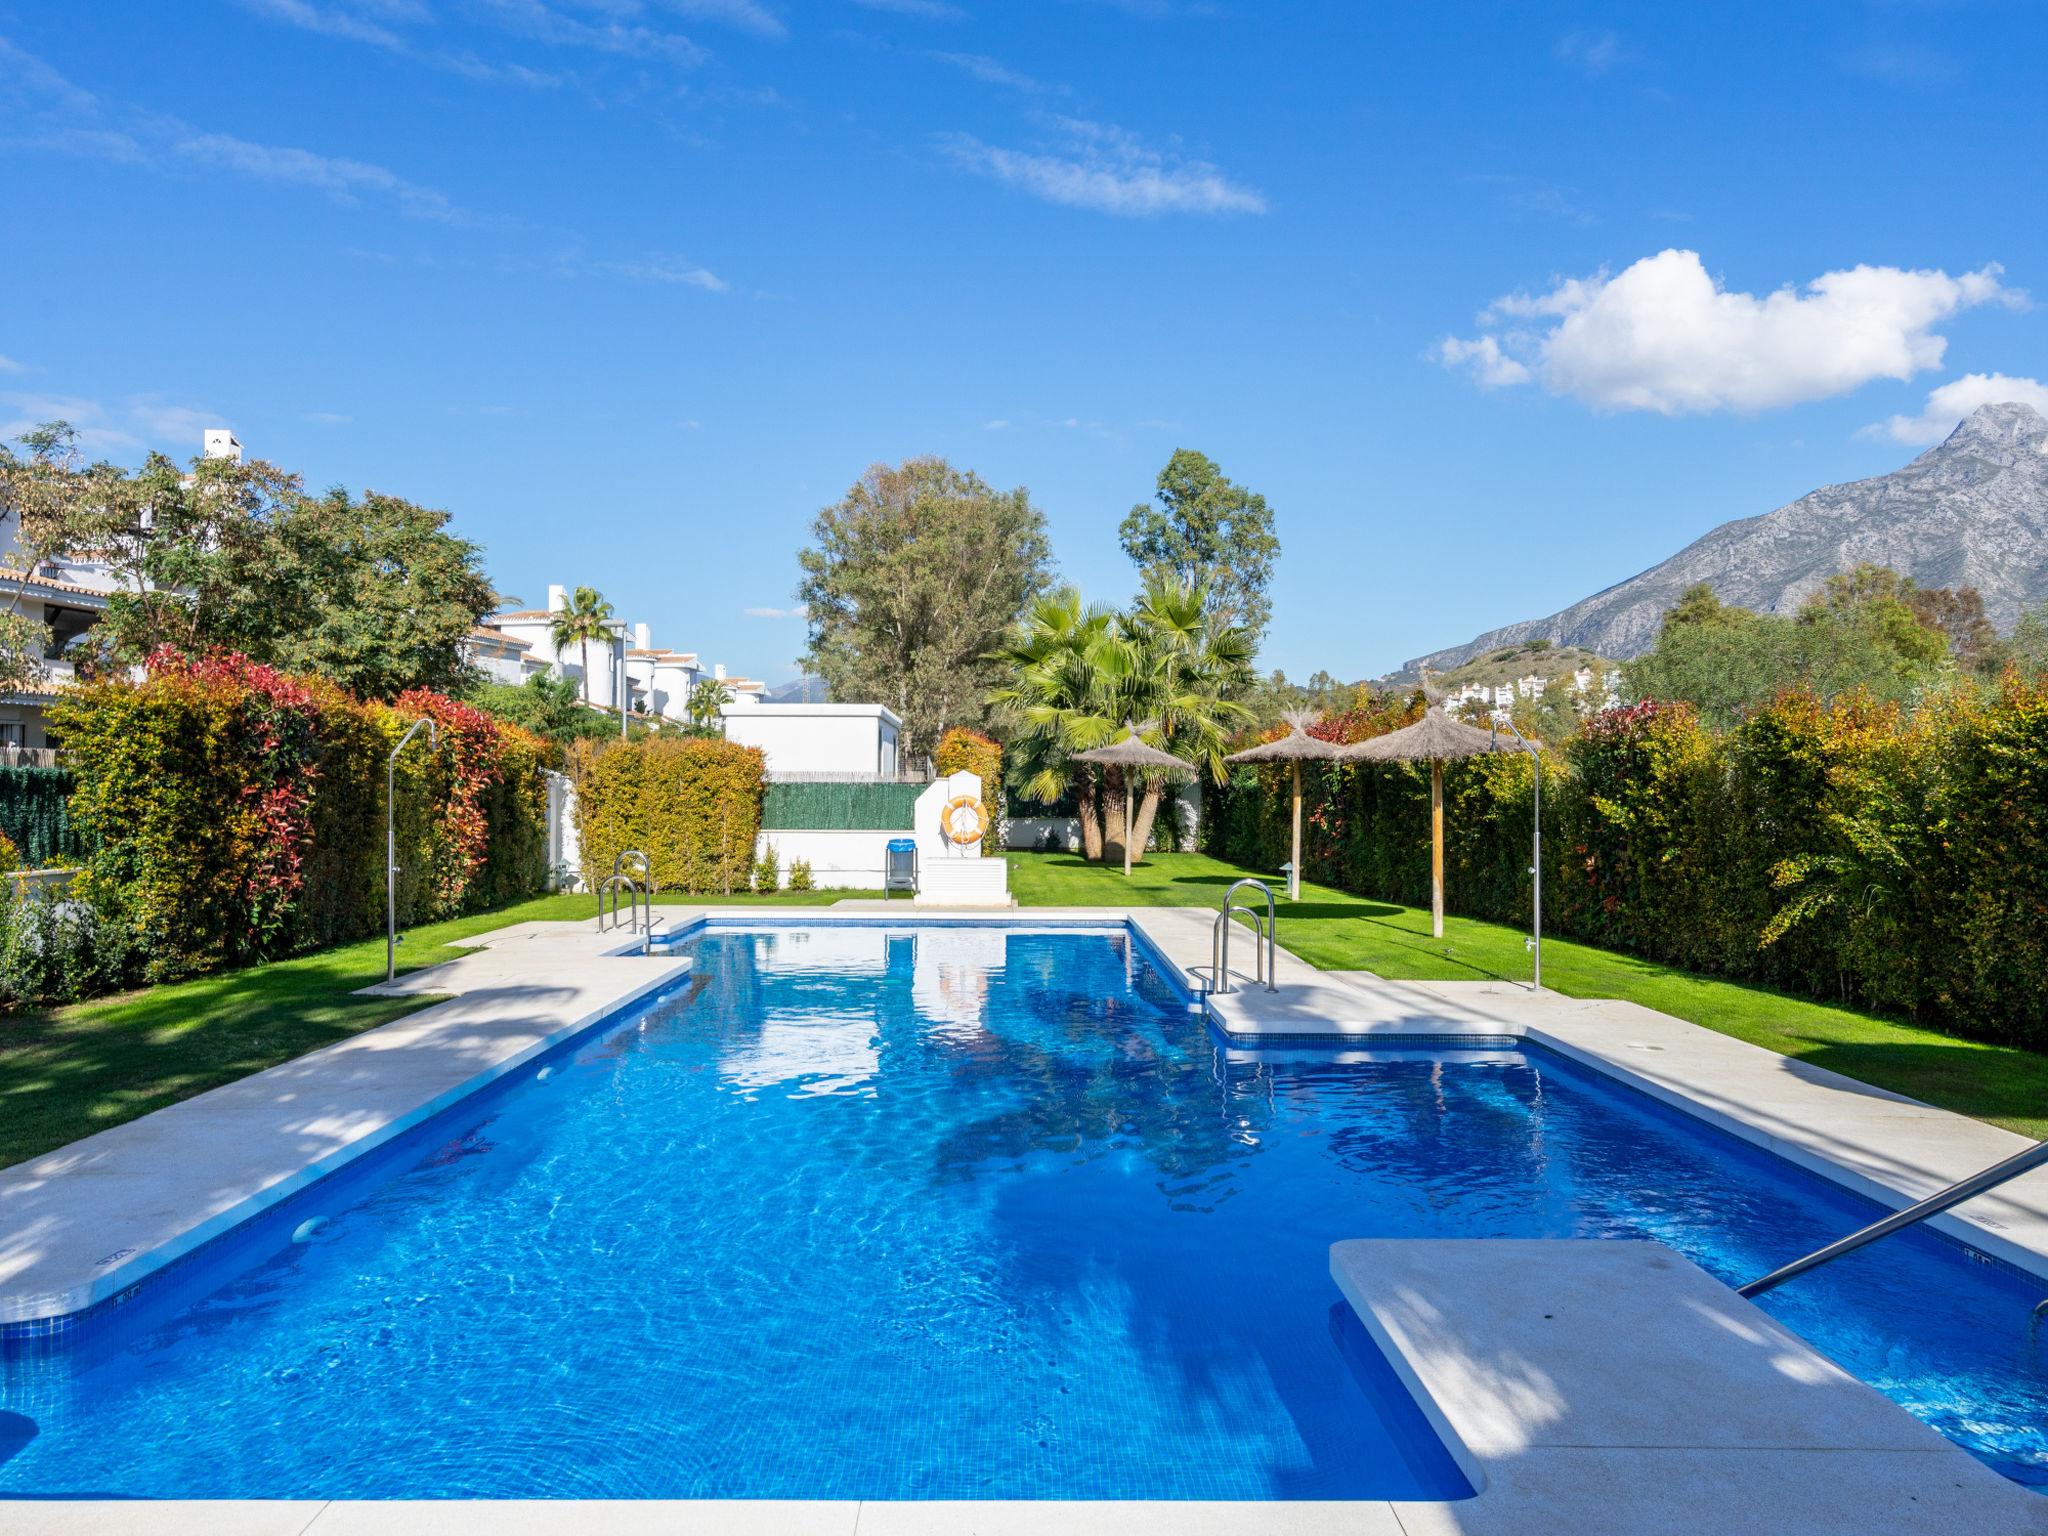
left=1404, top=401, right=2048, bottom=672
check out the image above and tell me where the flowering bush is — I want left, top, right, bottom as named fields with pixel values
left=47, top=649, right=550, bottom=990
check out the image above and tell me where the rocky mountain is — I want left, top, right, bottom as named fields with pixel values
left=1405, top=401, right=2048, bottom=672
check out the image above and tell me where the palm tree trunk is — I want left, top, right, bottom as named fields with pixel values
left=578, top=637, right=591, bottom=705
left=1075, top=768, right=1105, bottom=861
left=1127, top=781, right=1166, bottom=862
left=1101, top=768, right=1129, bottom=864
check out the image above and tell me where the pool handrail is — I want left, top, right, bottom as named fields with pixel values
left=1738, top=1136, right=2048, bottom=1298
left=1209, top=877, right=1277, bottom=996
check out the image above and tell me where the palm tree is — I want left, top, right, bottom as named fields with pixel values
left=989, top=589, right=1122, bottom=860
left=1116, top=575, right=1255, bottom=857
left=549, top=586, right=614, bottom=706
left=990, top=578, right=1252, bottom=863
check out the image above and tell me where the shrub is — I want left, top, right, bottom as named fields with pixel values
left=753, top=842, right=780, bottom=894
left=571, top=735, right=767, bottom=895
left=0, top=829, right=18, bottom=878
left=1204, top=681, right=2048, bottom=1049
left=787, top=857, right=814, bottom=893
left=934, top=725, right=1003, bottom=849
left=0, top=885, right=137, bottom=1010
left=47, top=649, right=550, bottom=991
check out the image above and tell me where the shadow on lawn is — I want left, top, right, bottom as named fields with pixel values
left=1788, top=1040, right=2048, bottom=1132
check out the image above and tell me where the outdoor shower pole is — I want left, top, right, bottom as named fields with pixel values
left=1492, top=717, right=1542, bottom=990
left=387, top=716, right=439, bottom=984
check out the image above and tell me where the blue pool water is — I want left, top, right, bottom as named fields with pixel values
left=3, top=923, right=2046, bottom=1499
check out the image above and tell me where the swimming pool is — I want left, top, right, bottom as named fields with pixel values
left=2, top=922, right=2044, bottom=1499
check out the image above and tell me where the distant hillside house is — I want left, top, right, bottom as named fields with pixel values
left=481, top=586, right=764, bottom=724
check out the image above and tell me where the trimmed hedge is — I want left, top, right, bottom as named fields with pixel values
left=934, top=726, right=1002, bottom=849
left=0, top=765, right=80, bottom=866
left=572, top=736, right=766, bottom=894
left=47, top=650, right=551, bottom=987
left=1207, top=681, right=2048, bottom=1049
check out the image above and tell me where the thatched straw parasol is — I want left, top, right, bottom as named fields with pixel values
left=1225, top=712, right=1346, bottom=901
left=1343, top=710, right=1505, bottom=938
left=1074, top=724, right=1197, bottom=878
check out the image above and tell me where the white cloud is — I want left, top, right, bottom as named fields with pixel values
left=939, top=116, right=1264, bottom=217
left=1, top=392, right=221, bottom=454
left=172, top=129, right=463, bottom=221
left=744, top=604, right=806, bottom=619
left=470, top=0, right=705, bottom=64
left=982, top=418, right=1009, bottom=430
left=1555, top=29, right=1628, bottom=75
left=1434, top=335, right=1529, bottom=388
left=305, top=410, right=353, bottom=424
left=850, top=0, right=965, bottom=18
left=670, top=0, right=786, bottom=39
left=2, top=38, right=472, bottom=223
left=0, top=355, right=23, bottom=374
left=596, top=255, right=729, bottom=291
left=1868, top=373, right=2048, bottom=445
left=1439, top=249, right=2022, bottom=414
left=237, top=0, right=409, bottom=50
left=928, top=51, right=1046, bottom=92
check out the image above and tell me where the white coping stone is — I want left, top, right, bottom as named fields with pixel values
left=1331, top=1238, right=2048, bottom=1535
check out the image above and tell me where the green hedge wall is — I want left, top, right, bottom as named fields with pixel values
left=1207, top=684, right=2048, bottom=1050
left=0, top=765, right=81, bottom=866
left=574, top=736, right=768, bottom=893
left=762, top=780, right=920, bottom=831
left=46, top=653, right=551, bottom=989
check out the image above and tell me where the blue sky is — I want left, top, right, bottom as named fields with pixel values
left=2, top=1, right=2043, bottom=682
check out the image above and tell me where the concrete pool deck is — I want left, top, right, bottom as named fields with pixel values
left=4, top=904, right=2048, bottom=1533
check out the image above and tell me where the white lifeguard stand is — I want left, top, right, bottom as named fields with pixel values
left=911, top=771, right=1012, bottom=907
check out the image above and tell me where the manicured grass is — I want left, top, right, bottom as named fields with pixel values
left=1007, top=850, right=2048, bottom=1140
left=0, top=887, right=877, bottom=1169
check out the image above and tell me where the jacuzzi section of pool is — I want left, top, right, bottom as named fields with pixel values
left=3, top=923, right=2045, bottom=1499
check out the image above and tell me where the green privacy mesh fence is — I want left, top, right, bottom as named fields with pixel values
left=0, top=765, right=82, bottom=866
left=761, top=780, right=920, bottom=831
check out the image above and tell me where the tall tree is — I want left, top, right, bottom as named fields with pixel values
left=1118, top=448, right=1279, bottom=647
left=268, top=487, right=497, bottom=699
left=0, top=423, right=498, bottom=699
left=798, top=457, right=1053, bottom=763
left=1625, top=575, right=1955, bottom=726
left=550, top=586, right=615, bottom=706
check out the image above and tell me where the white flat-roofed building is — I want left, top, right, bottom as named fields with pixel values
left=720, top=702, right=902, bottom=778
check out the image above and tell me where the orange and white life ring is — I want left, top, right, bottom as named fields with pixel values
left=941, top=795, right=987, bottom=845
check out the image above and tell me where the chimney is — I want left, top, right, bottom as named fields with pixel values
left=634, top=621, right=652, bottom=651
left=546, top=584, right=567, bottom=613
left=203, top=429, right=244, bottom=464
left=714, top=662, right=726, bottom=681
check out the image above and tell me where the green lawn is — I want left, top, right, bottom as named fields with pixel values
left=11, top=852, right=2044, bottom=1169
left=0, top=887, right=875, bottom=1169
left=1007, top=850, right=2048, bottom=1140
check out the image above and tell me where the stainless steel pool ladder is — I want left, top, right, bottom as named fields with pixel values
left=1202, top=877, right=1277, bottom=996
left=597, top=849, right=653, bottom=938
left=1738, top=1136, right=2048, bottom=1299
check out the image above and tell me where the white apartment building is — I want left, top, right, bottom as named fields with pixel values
left=478, top=586, right=765, bottom=723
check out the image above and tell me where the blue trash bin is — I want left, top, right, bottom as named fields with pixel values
left=884, top=838, right=918, bottom=898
